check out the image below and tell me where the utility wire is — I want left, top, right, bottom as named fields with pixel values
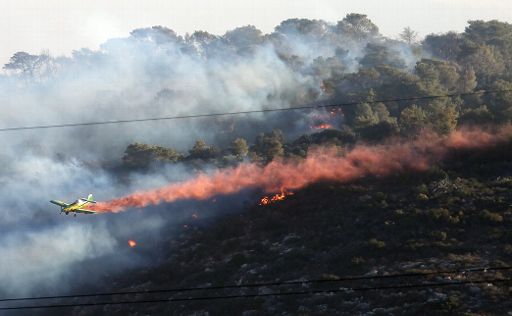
left=1, top=278, right=509, bottom=311
left=1, top=265, right=510, bottom=303
left=0, top=89, right=510, bottom=132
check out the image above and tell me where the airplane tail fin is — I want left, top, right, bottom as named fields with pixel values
left=84, top=194, right=97, bottom=204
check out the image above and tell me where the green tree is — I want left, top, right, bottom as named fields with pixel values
left=275, top=18, right=330, bottom=37
left=458, top=65, right=478, bottom=92
left=352, top=103, right=379, bottom=129
left=224, top=25, right=263, bottom=54
left=123, top=143, right=153, bottom=168
left=462, top=45, right=505, bottom=86
left=464, top=20, right=512, bottom=47
left=415, top=59, right=460, bottom=92
left=188, top=140, right=220, bottom=160
left=462, top=20, right=512, bottom=79
left=426, top=100, right=459, bottom=134
left=336, top=13, right=379, bottom=40
left=123, top=143, right=183, bottom=168
left=4, top=52, right=41, bottom=76
left=374, top=103, right=397, bottom=124
left=360, top=43, right=406, bottom=69
left=358, top=120, right=399, bottom=142
left=423, top=32, right=463, bottom=61
left=153, top=147, right=183, bottom=162
left=459, top=105, right=494, bottom=125
left=399, top=105, right=428, bottom=136
left=4, top=51, right=54, bottom=79
left=355, top=94, right=399, bottom=140
left=230, top=138, right=249, bottom=159
left=250, top=130, right=285, bottom=163
left=399, top=27, right=418, bottom=45
left=487, top=80, right=512, bottom=121
left=311, top=55, right=346, bottom=82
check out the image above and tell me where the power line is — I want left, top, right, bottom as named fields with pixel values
left=1, top=278, right=509, bottom=311
left=1, top=265, right=510, bottom=303
left=0, top=89, right=510, bottom=132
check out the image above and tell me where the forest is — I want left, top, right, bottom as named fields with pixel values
left=2, top=14, right=512, bottom=315
left=100, top=16, right=512, bottom=169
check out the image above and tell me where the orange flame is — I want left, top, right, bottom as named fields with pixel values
left=259, top=188, right=294, bottom=206
left=312, top=123, right=333, bottom=130
left=259, top=196, right=270, bottom=205
left=128, top=240, right=137, bottom=248
left=90, top=125, right=512, bottom=213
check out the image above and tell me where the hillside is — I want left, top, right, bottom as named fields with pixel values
left=4, top=16, right=512, bottom=315
left=71, top=140, right=512, bottom=315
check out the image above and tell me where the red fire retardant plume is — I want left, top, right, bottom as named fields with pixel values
left=91, top=125, right=512, bottom=213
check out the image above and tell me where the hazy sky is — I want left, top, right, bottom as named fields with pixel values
left=0, top=0, right=511, bottom=66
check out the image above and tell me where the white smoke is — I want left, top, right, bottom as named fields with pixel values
left=0, top=16, right=418, bottom=296
left=0, top=223, right=116, bottom=296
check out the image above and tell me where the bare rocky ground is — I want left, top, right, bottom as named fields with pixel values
left=65, top=145, right=512, bottom=316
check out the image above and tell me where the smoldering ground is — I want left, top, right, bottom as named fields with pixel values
left=0, top=16, right=420, bottom=296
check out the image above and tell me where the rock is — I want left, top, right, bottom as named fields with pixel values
left=469, top=286, right=481, bottom=294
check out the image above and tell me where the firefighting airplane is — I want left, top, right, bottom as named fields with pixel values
left=50, top=194, right=98, bottom=216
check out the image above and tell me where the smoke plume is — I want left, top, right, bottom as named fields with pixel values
left=0, top=15, right=492, bottom=297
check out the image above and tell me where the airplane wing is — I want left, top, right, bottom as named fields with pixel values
left=75, top=209, right=98, bottom=214
left=50, top=200, right=69, bottom=207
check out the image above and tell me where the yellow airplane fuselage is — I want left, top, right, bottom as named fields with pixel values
left=64, top=200, right=91, bottom=212
left=50, top=194, right=98, bottom=215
